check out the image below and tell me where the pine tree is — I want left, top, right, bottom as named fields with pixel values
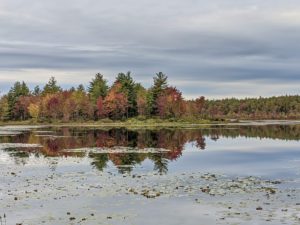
left=116, top=71, right=137, bottom=117
left=77, top=84, right=85, bottom=92
left=7, top=81, right=30, bottom=119
left=88, top=73, right=108, bottom=103
left=148, top=72, right=168, bottom=115
left=33, top=85, right=41, bottom=96
left=42, top=77, right=62, bottom=95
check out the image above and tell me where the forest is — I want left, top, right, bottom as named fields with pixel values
left=0, top=72, right=299, bottom=122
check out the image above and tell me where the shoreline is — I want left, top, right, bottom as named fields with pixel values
left=0, top=119, right=300, bottom=128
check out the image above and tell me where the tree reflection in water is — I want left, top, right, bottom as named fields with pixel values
left=0, top=125, right=299, bottom=174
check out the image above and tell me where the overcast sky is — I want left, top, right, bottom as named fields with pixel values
left=0, top=0, right=299, bottom=99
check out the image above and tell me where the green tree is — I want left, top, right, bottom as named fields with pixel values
left=77, top=84, right=85, bottom=92
left=116, top=71, right=137, bottom=117
left=7, top=81, right=30, bottom=119
left=33, top=85, right=41, bottom=96
left=88, top=73, right=108, bottom=103
left=69, top=87, right=76, bottom=92
left=148, top=72, right=168, bottom=115
left=42, top=77, right=62, bottom=95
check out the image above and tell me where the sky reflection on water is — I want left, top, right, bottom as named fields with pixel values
left=0, top=125, right=299, bottom=179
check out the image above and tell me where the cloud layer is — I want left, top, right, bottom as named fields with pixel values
left=0, top=0, right=299, bottom=98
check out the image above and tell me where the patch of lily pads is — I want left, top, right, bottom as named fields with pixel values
left=63, top=146, right=171, bottom=154
left=0, top=162, right=299, bottom=225
left=0, top=143, right=43, bottom=149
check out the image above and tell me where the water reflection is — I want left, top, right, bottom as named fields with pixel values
left=0, top=125, right=299, bottom=173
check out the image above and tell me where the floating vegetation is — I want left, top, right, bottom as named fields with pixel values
left=34, top=135, right=72, bottom=138
left=33, top=131, right=55, bottom=133
left=0, top=125, right=44, bottom=131
left=0, top=126, right=45, bottom=136
left=0, top=143, right=43, bottom=149
left=63, top=147, right=171, bottom=154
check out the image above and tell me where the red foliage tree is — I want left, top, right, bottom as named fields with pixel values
left=96, top=96, right=105, bottom=118
left=40, top=94, right=62, bottom=120
left=156, top=87, right=185, bottom=118
left=13, top=96, right=39, bottom=120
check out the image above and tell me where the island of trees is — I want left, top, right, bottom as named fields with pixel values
left=0, top=72, right=299, bottom=123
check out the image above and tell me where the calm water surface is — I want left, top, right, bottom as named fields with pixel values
left=0, top=124, right=299, bottom=224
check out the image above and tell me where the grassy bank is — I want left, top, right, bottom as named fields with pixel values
left=1, top=118, right=299, bottom=128
left=0, top=117, right=219, bottom=128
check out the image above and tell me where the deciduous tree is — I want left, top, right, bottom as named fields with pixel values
left=0, top=95, right=9, bottom=121
left=28, top=103, right=40, bottom=121
left=156, top=87, right=185, bottom=118
left=103, top=82, right=128, bottom=119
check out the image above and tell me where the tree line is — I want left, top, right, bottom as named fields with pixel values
left=0, top=72, right=299, bottom=122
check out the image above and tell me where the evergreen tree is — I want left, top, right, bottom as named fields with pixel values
left=77, top=84, right=85, bottom=92
left=88, top=73, right=108, bottom=103
left=33, top=85, right=41, bottom=96
left=69, top=86, right=76, bottom=92
left=42, top=77, right=62, bottom=95
left=116, top=71, right=137, bottom=117
left=148, top=72, right=168, bottom=115
left=7, top=81, right=30, bottom=119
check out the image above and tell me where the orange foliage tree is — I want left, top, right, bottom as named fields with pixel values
left=103, top=82, right=129, bottom=119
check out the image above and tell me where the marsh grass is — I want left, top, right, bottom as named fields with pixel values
left=0, top=117, right=215, bottom=128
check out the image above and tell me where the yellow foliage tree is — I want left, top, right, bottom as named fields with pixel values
left=28, top=103, right=40, bottom=121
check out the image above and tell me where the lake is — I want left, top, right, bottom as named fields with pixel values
left=0, top=123, right=300, bottom=224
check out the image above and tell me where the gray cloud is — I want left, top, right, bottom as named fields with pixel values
left=0, top=0, right=299, bottom=98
